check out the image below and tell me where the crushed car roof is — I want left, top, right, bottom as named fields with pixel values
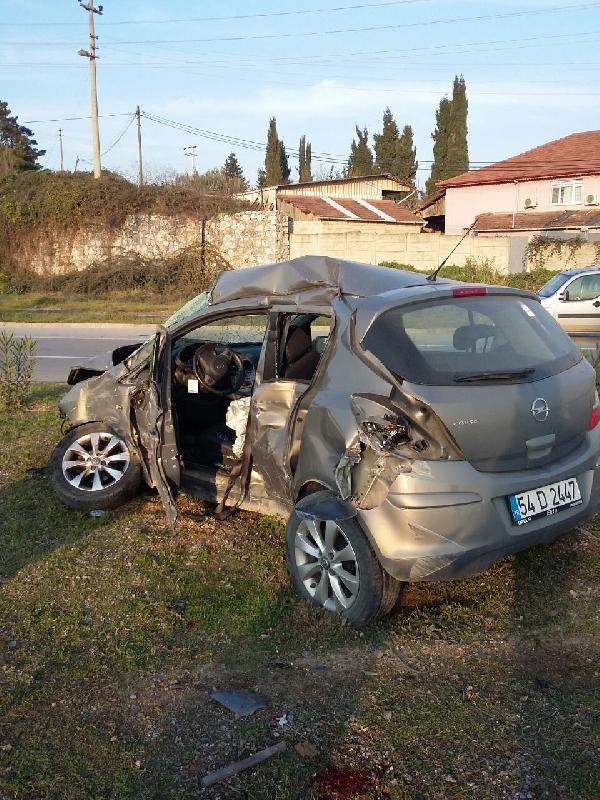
left=210, top=255, right=446, bottom=306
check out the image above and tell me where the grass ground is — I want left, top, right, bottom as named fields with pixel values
left=0, top=266, right=557, bottom=325
left=1, top=386, right=598, bottom=800
left=0, top=293, right=179, bottom=324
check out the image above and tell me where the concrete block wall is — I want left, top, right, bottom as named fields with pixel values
left=289, top=220, right=515, bottom=272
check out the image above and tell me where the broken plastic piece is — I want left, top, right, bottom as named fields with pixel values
left=211, top=689, right=267, bottom=717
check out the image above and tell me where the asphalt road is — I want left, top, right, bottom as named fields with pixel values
left=2, top=322, right=598, bottom=383
left=2, top=323, right=156, bottom=382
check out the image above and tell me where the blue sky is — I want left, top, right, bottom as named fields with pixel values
left=2, top=0, right=600, bottom=187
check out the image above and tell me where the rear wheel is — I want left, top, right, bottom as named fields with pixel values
left=50, top=422, right=142, bottom=511
left=285, top=497, right=400, bottom=625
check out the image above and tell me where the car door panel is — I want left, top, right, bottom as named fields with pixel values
left=132, top=327, right=178, bottom=527
left=557, top=274, right=600, bottom=333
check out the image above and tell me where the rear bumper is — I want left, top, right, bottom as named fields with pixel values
left=356, top=431, right=600, bottom=581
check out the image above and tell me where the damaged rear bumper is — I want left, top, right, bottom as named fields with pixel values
left=355, top=436, right=600, bottom=582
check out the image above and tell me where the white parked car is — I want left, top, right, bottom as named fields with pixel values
left=539, top=266, right=600, bottom=334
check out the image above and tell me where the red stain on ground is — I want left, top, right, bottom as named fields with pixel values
left=316, top=766, right=373, bottom=798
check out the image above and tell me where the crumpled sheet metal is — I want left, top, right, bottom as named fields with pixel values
left=210, top=255, right=434, bottom=306
left=249, top=381, right=306, bottom=503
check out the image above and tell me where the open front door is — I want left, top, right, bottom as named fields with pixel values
left=133, top=326, right=179, bottom=527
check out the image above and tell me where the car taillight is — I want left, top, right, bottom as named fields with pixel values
left=588, top=391, right=600, bottom=431
left=360, top=414, right=411, bottom=452
left=453, top=287, right=487, bottom=297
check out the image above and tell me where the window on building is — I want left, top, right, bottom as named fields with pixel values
left=551, top=179, right=582, bottom=205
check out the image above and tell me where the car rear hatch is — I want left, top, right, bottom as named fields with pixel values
left=360, top=288, right=595, bottom=472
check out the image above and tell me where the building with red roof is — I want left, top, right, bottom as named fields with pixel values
left=436, top=131, right=600, bottom=235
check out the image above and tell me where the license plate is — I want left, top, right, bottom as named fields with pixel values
left=508, top=478, right=582, bottom=526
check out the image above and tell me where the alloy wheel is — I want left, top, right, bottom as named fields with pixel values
left=62, top=431, right=130, bottom=492
left=294, top=518, right=360, bottom=611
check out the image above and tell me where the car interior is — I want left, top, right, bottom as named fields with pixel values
left=169, top=312, right=329, bottom=479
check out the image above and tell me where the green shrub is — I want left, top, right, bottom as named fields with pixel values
left=583, top=343, right=600, bottom=389
left=0, top=330, right=36, bottom=408
left=378, top=258, right=557, bottom=293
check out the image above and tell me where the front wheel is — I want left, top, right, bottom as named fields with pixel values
left=50, top=422, right=142, bottom=511
left=285, top=495, right=400, bottom=625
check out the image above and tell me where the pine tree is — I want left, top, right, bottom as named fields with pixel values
left=264, top=117, right=282, bottom=185
left=298, top=135, right=313, bottom=182
left=223, top=152, right=248, bottom=191
left=446, top=75, right=469, bottom=178
left=279, top=139, right=291, bottom=184
left=425, top=95, right=452, bottom=196
left=347, top=126, right=373, bottom=177
left=396, top=124, right=418, bottom=185
left=373, top=108, right=400, bottom=175
left=257, top=168, right=267, bottom=189
left=0, top=100, right=45, bottom=176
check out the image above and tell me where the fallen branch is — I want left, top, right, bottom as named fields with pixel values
left=201, top=741, right=286, bottom=788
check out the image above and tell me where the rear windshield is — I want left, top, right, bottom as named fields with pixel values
left=538, top=272, right=569, bottom=298
left=361, top=295, right=580, bottom=386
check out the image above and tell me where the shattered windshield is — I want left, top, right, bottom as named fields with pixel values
left=164, top=292, right=210, bottom=330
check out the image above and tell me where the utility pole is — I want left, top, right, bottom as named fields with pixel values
left=184, top=145, right=198, bottom=176
left=136, top=106, right=144, bottom=186
left=58, top=128, right=64, bottom=171
left=77, top=1, right=103, bottom=179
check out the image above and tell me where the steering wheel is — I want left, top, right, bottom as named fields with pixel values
left=192, top=343, right=245, bottom=395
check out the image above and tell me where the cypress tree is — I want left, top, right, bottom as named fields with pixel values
left=446, top=75, right=469, bottom=178
left=298, top=136, right=306, bottom=182
left=347, top=126, right=373, bottom=177
left=264, top=117, right=282, bottom=185
left=279, top=139, right=291, bottom=184
left=257, top=168, right=267, bottom=189
left=298, top=135, right=312, bottom=182
left=425, top=95, right=452, bottom=196
left=373, top=107, right=400, bottom=175
left=0, top=100, right=45, bottom=176
left=396, top=124, right=418, bottom=185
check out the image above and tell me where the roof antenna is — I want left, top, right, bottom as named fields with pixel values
left=426, top=220, right=477, bottom=281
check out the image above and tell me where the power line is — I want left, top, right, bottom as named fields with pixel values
left=101, top=113, right=135, bottom=156
left=3, top=2, right=600, bottom=45
left=22, top=112, right=133, bottom=124
left=0, top=0, right=433, bottom=26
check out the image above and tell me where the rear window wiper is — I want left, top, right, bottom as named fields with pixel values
left=454, top=368, right=535, bottom=383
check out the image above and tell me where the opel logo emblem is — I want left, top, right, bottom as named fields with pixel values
left=531, top=397, right=549, bottom=422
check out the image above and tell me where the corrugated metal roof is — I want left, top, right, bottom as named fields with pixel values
left=281, top=195, right=422, bottom=224
left=473, top=209, right=600, bottom=232
left=439, top=131, right=600, bottom=188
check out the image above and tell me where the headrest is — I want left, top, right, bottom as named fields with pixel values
left=453, top=323, right=496, bottom=351
left=286, top=325, right=312, bottom=363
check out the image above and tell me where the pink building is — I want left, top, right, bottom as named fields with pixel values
left=437, top=131, right=600, bottom=236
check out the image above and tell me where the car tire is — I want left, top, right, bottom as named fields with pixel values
left=285, top=494, right=401, bottom=625
left=50, top=422, right=142, bottom=511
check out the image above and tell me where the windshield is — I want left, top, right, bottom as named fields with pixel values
left=163, top=292, right=210, bottom=330
left=361, top=295, right=580, bottom=386
left=538, top=272, right=569, bottom=298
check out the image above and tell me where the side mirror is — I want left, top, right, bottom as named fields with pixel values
left=561, top=290, right=569, bottom=301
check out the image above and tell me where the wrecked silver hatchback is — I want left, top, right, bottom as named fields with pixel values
left=50, top=256, right=600, bottom=624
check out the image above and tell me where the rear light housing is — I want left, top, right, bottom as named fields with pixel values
left=588, top=391, right=600, bottom=431
left=351, top=394, right=463, bottom=461
left=453, top=287, right=487, bottom=297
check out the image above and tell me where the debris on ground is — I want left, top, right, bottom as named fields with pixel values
left=210, top=689, right=267, bottom=717
left=294, top=740, right=318, bottom=757
left=201, top=741, right=286, bottom=787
